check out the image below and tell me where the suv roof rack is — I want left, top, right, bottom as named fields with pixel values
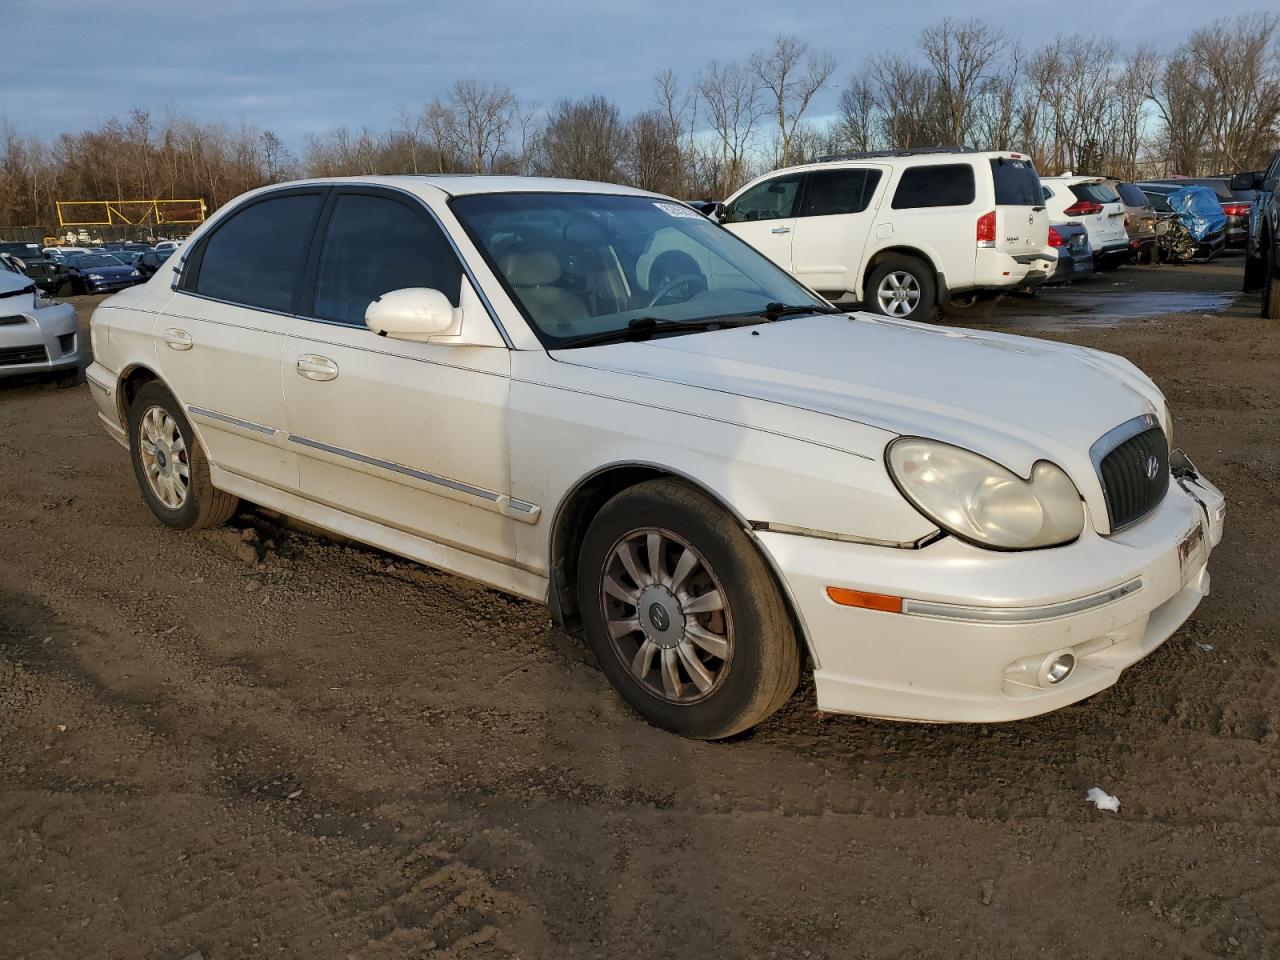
left=815, top=145, right=974, bottom=163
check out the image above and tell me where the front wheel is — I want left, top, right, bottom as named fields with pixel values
left=128, top=381, right=238, bottom=529
left=1263, top=245, right=1280, bottom=321
left=577, top=479, right=801, bottom=739
left=865, top=256, right=937, bottom=322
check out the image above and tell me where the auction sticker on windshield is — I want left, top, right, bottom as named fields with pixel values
left=654, top=201, right=704, bottom=219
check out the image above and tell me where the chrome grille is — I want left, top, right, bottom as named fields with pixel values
left=1094, top=419, right=1169, bottom=531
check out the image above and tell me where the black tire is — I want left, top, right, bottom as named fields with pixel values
left=51, top=367, right=81, bottom=389
left=1242, top=249, right=1264, bottom=293
left=865, top=255, right=937, bottom=323
left=576, top=479, right=801, bottom=739
left=1263, top=245, right=1280, bottom=321
left=128, top=381, right=238, bottom=530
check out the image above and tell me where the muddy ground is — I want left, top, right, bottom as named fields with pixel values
left=2, top=257, right=1277, bottom=959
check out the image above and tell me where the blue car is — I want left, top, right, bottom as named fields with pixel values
left=65, top=253, right=143, bottom=294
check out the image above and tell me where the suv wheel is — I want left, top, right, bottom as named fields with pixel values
left=128, top=381, right=239, bottom=530
left=1263, top=246, right=1280, bottom=321
left=866, top=256, right=937, bottom=322
left=576, top=479, right=801, bottom=739
left=1243, top=248, right=1264, bottom=293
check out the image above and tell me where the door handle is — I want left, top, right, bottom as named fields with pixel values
left=162, top=328, right=192, bottom=351
left=770, top=226, right=791, bottom=235
left=295, top=355, right=339, bottom=382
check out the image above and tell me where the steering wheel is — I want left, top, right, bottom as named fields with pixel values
left=645, top=274, right=705, bottom=308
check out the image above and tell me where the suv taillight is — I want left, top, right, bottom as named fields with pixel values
left=1063, top=200, right=1103, bottom=216
left=976, top=210, right=996, bottom=247
left=1222, top=202, right=1251, bottom=217
left=1048, top=226, right=1066, bottom=247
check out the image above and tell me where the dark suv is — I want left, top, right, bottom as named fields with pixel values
left=1236, top=154, right=1280, bottom=318
left=0, top=242, right=69, bottom=295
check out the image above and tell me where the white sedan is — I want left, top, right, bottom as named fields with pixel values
left=85, top=176, right=1225, bottom=739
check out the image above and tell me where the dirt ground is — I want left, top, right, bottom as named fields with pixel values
left=2, top=257, right=1277, bottom=960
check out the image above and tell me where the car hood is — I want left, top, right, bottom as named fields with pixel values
left=0, top=270, right=36, bottom=298
left=553, top=312, right=1165, bottom=482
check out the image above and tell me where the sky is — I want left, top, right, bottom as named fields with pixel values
left=1, top=0, right=1271, bottom=152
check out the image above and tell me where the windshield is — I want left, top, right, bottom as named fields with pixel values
left=450, top=192, right=827, bottom=348
left=0, top=243, right=44, bottom=259
left=72, top=254, right=124, bottom=268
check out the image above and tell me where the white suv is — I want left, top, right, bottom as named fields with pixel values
left=720, top=149, right=1051, bottom=321
left=86, top=175, right=1224, bottom=739
left=1040, top=176, right=1130, bottom=270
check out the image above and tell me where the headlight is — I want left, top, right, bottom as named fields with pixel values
left=130, top=269, right=140, bottom=276
left=88, top=273, right=104, bottom=280
left=887, top=438, right=1085, bottom=550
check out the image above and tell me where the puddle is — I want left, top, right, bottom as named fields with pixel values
left=981, top=288, right=1237, bottom=330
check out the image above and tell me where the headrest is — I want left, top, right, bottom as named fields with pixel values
left=499, top=247, right=561, bottom=286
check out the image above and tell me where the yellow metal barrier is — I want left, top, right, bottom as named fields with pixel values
left=55, top=199, right=207, bottom=228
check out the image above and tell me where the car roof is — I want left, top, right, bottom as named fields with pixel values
left=246, top=175, right=663, bottom=200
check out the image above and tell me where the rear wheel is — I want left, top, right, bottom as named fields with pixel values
left=576, top=479, right=801, bottom=739
left=128, top=381, right=238, bottom=530
left=865, top=256, right=937, bottom=323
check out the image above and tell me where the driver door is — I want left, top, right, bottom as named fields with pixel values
left=281, top=188, right=517, bottom=565
left=721, top=172, right=804, bottom=272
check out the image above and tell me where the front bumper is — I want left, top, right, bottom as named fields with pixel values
left=0, top=301, right=81, bottom=378
left=82, top=277, right=140, bottom=294
left=760, top=463, right=1225, bottom=723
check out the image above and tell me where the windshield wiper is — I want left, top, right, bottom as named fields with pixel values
left=753, top=301, right=845, bottom=320
left=555, top=315, right=768, bottom=350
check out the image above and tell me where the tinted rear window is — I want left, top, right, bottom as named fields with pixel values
left=989, top=158, right=1042, bottom=205
left=1069, top=183, right=1121, bottom=205
left=1116, top=183, right=1150, bottom=207
left=891, top=164, right=976, bottom=209
left=799, top=168, right=883, bottom=217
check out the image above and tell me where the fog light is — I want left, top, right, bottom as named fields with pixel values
left=1043, top=653, right=1075, bottom=686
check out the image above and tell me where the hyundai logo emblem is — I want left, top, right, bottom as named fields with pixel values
left=1144, top=455, right=1160, bottom=480
left=648, top=603, right=670, bottom=632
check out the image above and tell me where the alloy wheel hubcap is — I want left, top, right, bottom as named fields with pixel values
left=877, top=271, right=921, bottom=317
left=600, top=528, right=732, bottom=704
left=139, top=405, right=190, bottom=509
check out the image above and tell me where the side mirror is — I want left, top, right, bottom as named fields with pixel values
left=690, top=200, right=725, bottom=220
left=1264, top=177, right=1278, bottom=194
left=365, top=287, right=461, bottom=342
left=1229, top=171, right=1257, bottom=191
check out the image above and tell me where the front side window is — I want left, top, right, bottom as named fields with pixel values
left=192, top=192, right=323, bottom=312
left=451, top=192, right=827, bottom=349
left=799, top=168, right=882, bottom=217
left=722, top=174, right=803, bottom=223
left=892, top=164, right=977, bottom=209
left=311, top=193, right=463, bottom=324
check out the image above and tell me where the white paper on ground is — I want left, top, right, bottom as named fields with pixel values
left=1086, top=787, right=1120, bottom=812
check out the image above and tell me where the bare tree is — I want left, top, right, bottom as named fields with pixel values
left=541, top=96, right=625, bottom=181
left=698, top=60, right=763, bottom=196
left=869, top=53, right=943, bottom=148
left=750, top=35, right=836, bottom=166
left=834, top=77, right=881, bottom=153
left=919, top=18, right=1007, bottom=147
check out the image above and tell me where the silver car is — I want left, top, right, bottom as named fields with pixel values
left=0, top=258, right=82, bottom=387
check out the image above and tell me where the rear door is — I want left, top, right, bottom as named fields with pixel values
left=989, top=157, right=1048, bottom=255
left=720, top=172, right=804, bottom=272
left=788, top=165, right=886, bottom=295
left=162, top=187, right=327, bottom=493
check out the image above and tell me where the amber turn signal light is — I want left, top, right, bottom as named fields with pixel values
left=825, top=587, right=903, bottom=613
